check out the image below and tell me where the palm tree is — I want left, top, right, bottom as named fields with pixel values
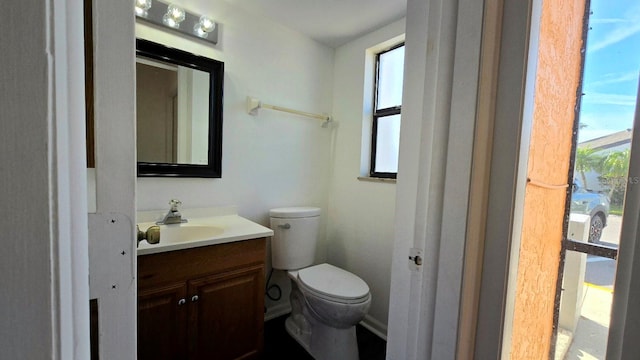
left=601, top=149, right=631, bottom=200
left=574, top=147, right=602, bottom=188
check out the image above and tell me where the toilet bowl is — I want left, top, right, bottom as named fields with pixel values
left=269, top=207, right=371, bottom=360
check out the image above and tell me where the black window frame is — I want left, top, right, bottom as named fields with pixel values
left=370, top=43, right=404, bottom=179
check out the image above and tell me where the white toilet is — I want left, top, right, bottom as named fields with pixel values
left=270, top=207, right=371, bottom=360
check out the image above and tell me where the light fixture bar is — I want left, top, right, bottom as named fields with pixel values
left=135, top=0, right=218, bottom=45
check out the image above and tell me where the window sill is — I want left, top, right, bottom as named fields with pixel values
left=357, top=176, right=397, bottom=184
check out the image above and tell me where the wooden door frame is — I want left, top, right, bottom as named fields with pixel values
left=470, top=0, right=541, bottom=357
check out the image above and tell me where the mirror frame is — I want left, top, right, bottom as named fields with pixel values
left=136, top=38, right=224, bottom=178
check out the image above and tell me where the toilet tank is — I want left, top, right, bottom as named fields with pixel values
left=270, top=207, right=321, bottom=270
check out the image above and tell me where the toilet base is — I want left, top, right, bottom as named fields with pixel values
left=285, top=316, right=311, bottom=353
left=285, top=314, right=360, bottom=360
left=285, top=279, right=360, bottom=360
left=285, top=274, right=368, bottom=360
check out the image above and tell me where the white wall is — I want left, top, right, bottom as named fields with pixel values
left=1, top=0, right=90, bottom=359
left=135, top=0, right=335, bottom=313
left=1, top=3, right=55, bottom=359
left=327, top=19, right=406, bottom=336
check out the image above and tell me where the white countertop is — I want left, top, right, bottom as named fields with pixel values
left=137, top=209, right=273, bottom=256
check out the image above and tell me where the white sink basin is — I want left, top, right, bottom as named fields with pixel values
left=136, top=211, right=274, bottom=256
left=160, top=224, right=224, bottom=243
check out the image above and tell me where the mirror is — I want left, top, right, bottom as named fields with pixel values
left=136, top=39, right=224, bottom=177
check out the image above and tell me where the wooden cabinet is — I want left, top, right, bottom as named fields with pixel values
left=187, top=265, right=264, bottom=359
left=137, top=238, right=266, bottom=360
left=138, top=282, right=188, bottom=360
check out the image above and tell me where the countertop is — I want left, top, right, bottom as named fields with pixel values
left=137, top=210, right=273, bottom=256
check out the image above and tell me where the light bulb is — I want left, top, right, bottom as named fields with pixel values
left=198, top=16, right=215, bottom=33
left=194, top=24, right=209, bottom=38
left=162, top=13, right=179, bottom=28
left=194, top=15, right=215, bottom=38
left=135, top=0, right=151, bottom=9
left=167, top=4, right=185, bottom=23
left=134, top=0, right=152, bottom=18
left=135, top=8, right=148, bottom=17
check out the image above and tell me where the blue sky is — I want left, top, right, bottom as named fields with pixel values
left=578, top=0, right=640, bottom=142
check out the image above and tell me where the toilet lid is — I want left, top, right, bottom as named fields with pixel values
left=297, top=263, right=369, bottom=301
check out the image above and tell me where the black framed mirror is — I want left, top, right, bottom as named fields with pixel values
left=135, top=38, right=223, bottom=178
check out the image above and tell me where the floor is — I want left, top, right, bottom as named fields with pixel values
left=554, top=217, right=619, bottom=359
left=555, top=283, right=612, bottom=360
left=262, top=315, right=386, bottom=360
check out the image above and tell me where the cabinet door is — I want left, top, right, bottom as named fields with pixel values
left=138, top=282, right=188, bottom=360
left=187, top=265, right=265, bottom=360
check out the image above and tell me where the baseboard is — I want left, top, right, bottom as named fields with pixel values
left=264, top=303, right=291, bottom=322
left=360, top=315, right=388, bottom=341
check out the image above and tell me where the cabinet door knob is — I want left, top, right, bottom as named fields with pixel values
left=177, top=298, right=186, bottom=306
left=191, top=295, right=199, bottom=302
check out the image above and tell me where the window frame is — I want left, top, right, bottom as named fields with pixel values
left=370, top=42, right=404, bottom=179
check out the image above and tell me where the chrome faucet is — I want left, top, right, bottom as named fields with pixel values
left=156, top=199, right=188, bottom=225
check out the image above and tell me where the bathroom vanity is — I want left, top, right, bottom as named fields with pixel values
left=136, top=210, right=273, bottom=360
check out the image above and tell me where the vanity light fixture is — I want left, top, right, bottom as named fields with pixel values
left=134, top=0, right=219, bottom=45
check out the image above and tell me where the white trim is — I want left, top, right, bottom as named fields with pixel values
left=607, top=74, right=640, bottom=358
left=89, top=0, right=137, bottom=358
left=356, top=176, right=397, bottom=184
left=386, top=0, right=485, bottom=358
left=360, top=315, right=388, bottom=341
left=52, top=0, right=90, bottom=358
left=264, top=303, right=292, bottom=322
left=430, top=0, right=484, bottom=356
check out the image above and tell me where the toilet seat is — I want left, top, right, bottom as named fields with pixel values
left=296, top=263, right=370, bottom=304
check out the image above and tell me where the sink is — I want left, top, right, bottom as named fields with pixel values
left=159, top=224, right=224, bottom=243
left=136, top=211, right=274, bottom=256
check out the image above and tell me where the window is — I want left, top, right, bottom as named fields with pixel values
left=371, top=43, right=405, bottom=178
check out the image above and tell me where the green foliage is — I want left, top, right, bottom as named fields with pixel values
left=609, top=185, right=627, bottom=206
left=574, top=147, right=603, bottom=188
left=609, top=203, right=624, bottom=216
left=575, top=146, right=630, bottom=205
left=600, top=149, right=631, bottom=205
left=602, top=149, right=630, bottom=179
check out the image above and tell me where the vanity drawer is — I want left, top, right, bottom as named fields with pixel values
left=138, top=237, right=266, bottom=289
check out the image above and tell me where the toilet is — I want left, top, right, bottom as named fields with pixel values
left=270, top=207, right=371, bottom=360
